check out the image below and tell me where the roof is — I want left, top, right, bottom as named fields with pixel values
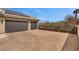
left=0, top=8, right=39, bottom=22
left=5, top=9, right=30, bottom=17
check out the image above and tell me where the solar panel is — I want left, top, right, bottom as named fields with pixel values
left=5, top=9, right=30, bottom=17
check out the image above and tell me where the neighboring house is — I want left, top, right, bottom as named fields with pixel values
left=0, top=8, right=39, bottom=33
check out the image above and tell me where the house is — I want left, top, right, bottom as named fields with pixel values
left=0, top=8, right=39, bottom=33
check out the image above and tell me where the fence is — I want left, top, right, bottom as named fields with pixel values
left=39, top=25, right=77, bottom=34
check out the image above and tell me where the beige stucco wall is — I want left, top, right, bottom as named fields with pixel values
left=0, top=17, right=5, bottom=34
left=28, top=21, right=31, bottom=30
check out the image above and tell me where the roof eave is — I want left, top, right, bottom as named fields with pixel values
left=4, top=13, right=38, bottom=21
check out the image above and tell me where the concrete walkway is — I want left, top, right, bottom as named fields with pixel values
left=62, top=34, right=79, bottom=51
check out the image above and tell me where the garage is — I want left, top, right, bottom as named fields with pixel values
left=5, top=20, right=28, bottom=33
left=0, top=8, right=39, bottom=34
left=31, top=22, right=37, bottom=29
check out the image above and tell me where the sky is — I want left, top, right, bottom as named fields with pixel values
left=9, top=8, right=75, bottom=22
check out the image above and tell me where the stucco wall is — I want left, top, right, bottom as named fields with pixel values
left=0, top=18, right=5, bottom=34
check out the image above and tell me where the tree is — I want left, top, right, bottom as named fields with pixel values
left=73, top=9, right=79, bottom=20
left=65, top=15, right=77, bottom=26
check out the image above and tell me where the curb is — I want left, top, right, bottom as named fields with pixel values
left=60, top=33, right=69, bottom=51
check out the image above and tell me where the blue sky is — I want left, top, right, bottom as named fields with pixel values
left=9, top=8, right=75, bottom=22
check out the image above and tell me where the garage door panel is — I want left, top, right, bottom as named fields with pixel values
left=5, top=20, right=28, bottom=33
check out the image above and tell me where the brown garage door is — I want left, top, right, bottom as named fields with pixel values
left=31, top=22, right=37, bottom=29
left=5, top=20, right=28, bottom=33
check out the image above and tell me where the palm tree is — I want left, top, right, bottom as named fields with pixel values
left=73, top=9, right=79, bottom=20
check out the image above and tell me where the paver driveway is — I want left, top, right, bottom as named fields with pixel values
left=0, top=30, right=69, bottom=51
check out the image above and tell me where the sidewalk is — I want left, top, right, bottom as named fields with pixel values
left=62, top=34, right=79, bottom=51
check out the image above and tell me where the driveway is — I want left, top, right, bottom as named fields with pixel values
left=0, top=30, right=69, bottom=51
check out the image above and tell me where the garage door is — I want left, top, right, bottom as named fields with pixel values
left=5, top=20, right=28, bottom=33
left=31, top=22, right=37, bottom=29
